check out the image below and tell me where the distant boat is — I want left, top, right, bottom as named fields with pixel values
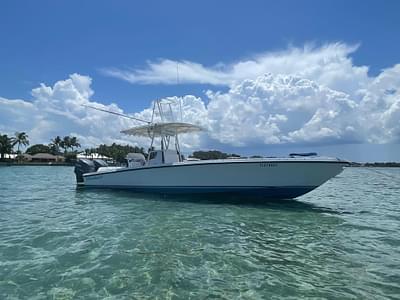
left=75, top=99, right=347, bottom=199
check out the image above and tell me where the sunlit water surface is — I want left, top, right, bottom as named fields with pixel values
left=0, top=166, right=399, bottom=299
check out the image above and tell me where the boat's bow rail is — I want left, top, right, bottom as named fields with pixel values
left=180, top=156, right=348, bottom=166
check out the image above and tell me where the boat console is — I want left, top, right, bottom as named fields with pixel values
left=148, top=150, right=180, bottom=166
left=126, top=153, right=146, bottom=168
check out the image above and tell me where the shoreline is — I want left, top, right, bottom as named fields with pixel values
left=0, top=162, right=74, bottom=166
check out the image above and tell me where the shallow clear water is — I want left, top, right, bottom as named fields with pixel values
left=0, top=166, right=399, bottom=299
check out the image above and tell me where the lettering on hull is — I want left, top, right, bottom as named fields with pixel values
left=259, top=163, right=278, bottom=167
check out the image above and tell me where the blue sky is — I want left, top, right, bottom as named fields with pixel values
left=1, top=0, right=399, bottom=108
left=1, top=1, right=400, bottom=161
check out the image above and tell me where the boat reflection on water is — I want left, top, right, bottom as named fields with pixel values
left=74, top=184, right=345, bottom=215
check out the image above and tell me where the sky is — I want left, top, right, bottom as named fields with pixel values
left=1, top=0, right=400, bottom=162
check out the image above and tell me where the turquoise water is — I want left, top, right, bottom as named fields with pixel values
left=0, top=166, right=399, bottom=299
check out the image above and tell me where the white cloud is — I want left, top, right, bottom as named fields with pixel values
left=101, top=43, right=369, bottom=96
left=1, top=44, right=400, bottom=153
left=204, top=73, right=364, bottom=146
left=1, top=74, right=142, bottom=149
left=102, top=60, right=232, bottom=86
left=0, top=74, right=208, bottom=151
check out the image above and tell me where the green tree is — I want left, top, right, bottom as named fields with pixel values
left=13, top=132, right=30, bottom=155
left=59, top=136, right=81, bottom=153
left=70, top=136, right=81, bottom=152
left=94, top=143, right=145, bottom=163
left=0, top=134, right=15, bottom=160
left=61, top=136, right=71, bottom=153
left=50, top=136, right=62, bottom=154
left=25, top=144, right=51, bottom=155
left=190, top=150, right=240, bottom=160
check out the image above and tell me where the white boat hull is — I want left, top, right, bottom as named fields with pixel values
left=80, top=158, right=346, bottom=199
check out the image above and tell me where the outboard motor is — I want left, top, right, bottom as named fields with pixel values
left=74, top=159, right=95, bottom=183
left=74, top=159, right=109, bottom=184
left=93, top=159, right=108, bottom=170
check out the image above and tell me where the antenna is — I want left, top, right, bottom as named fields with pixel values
left=176, top=61, right=180, bottom=85
left=82, top=104, right=150, bottom=124
left=176, top=61, right=183, bottom=122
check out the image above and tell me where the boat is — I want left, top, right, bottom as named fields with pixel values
left=75, top=99, right=347, bottom=199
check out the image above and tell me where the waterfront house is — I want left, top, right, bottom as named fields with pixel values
left=22, top=154, right=33, bottom=161
left=31, top=153, right=65, bottom=163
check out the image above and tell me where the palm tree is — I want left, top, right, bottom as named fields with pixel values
left=0, top=134, right=15, bottom=160
left=70, top=136, right=81, bottom=152
left=89, top=147, right=96, bottom=158
left=13, top=132, right=30, bottom=155
left=50, top=136, right=62, bottom=154
left=62, top=136, right=71, bottom=153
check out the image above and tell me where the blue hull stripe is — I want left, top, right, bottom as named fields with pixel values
left=80, top=185, right=317, bottom=199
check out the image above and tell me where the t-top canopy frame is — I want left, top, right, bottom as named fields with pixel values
left=121, top=99, right=204, bottom=163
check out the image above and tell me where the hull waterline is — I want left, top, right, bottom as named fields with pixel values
left=77, top=185, right=317, bottom=199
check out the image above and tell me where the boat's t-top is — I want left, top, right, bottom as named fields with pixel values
left=120, top=99, right=203, bottom=166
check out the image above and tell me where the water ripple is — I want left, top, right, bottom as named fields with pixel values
left=0, top=166, right=400, bottom=299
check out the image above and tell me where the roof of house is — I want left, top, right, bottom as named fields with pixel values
left=32, top=153, right=57, bottom=159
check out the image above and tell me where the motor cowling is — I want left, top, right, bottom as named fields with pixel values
left=74, top=159, right=109, bottom=183
left=74, top=159, right=96, bottom=183
left=93, top=159, right=108, bottom=170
